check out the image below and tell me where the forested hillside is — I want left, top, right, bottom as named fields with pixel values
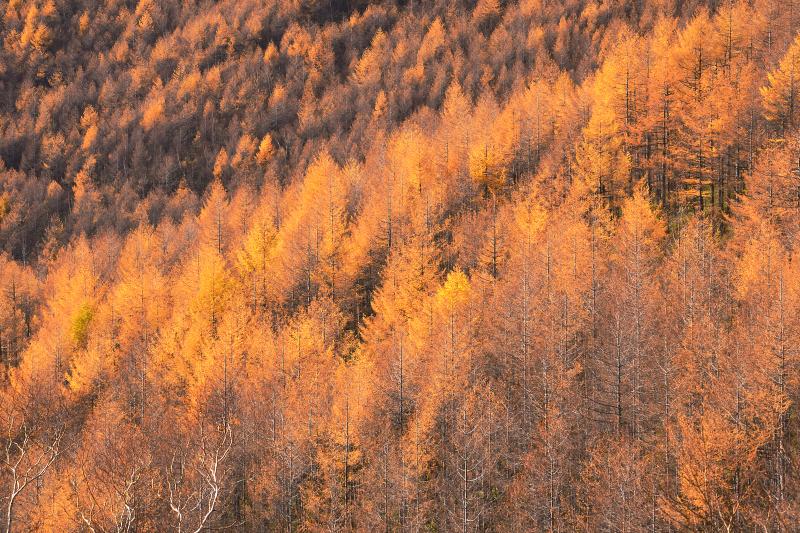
left=1, top=0, right=800, bottom=530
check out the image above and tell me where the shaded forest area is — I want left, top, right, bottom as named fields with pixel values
left=1, top=0, right=800, bottom=530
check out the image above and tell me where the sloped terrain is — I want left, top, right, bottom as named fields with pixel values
left=1, top=0, right=800, bottom=530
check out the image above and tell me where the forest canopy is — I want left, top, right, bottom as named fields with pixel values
left=1, top=0, right=800, bottom=531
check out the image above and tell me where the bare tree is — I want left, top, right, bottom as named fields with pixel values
left=74, top=465, right=141, bottom=533
left=2, top=417, right=64, bottom=533
left=167, top=423, right=233, bottom=533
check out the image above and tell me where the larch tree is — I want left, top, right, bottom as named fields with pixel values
left=762, top=34, right=800, bottom=134
left=673, top=10, right=717, bottom=211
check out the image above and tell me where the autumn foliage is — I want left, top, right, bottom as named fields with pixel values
left=2, top=0, right=800, bottom=531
